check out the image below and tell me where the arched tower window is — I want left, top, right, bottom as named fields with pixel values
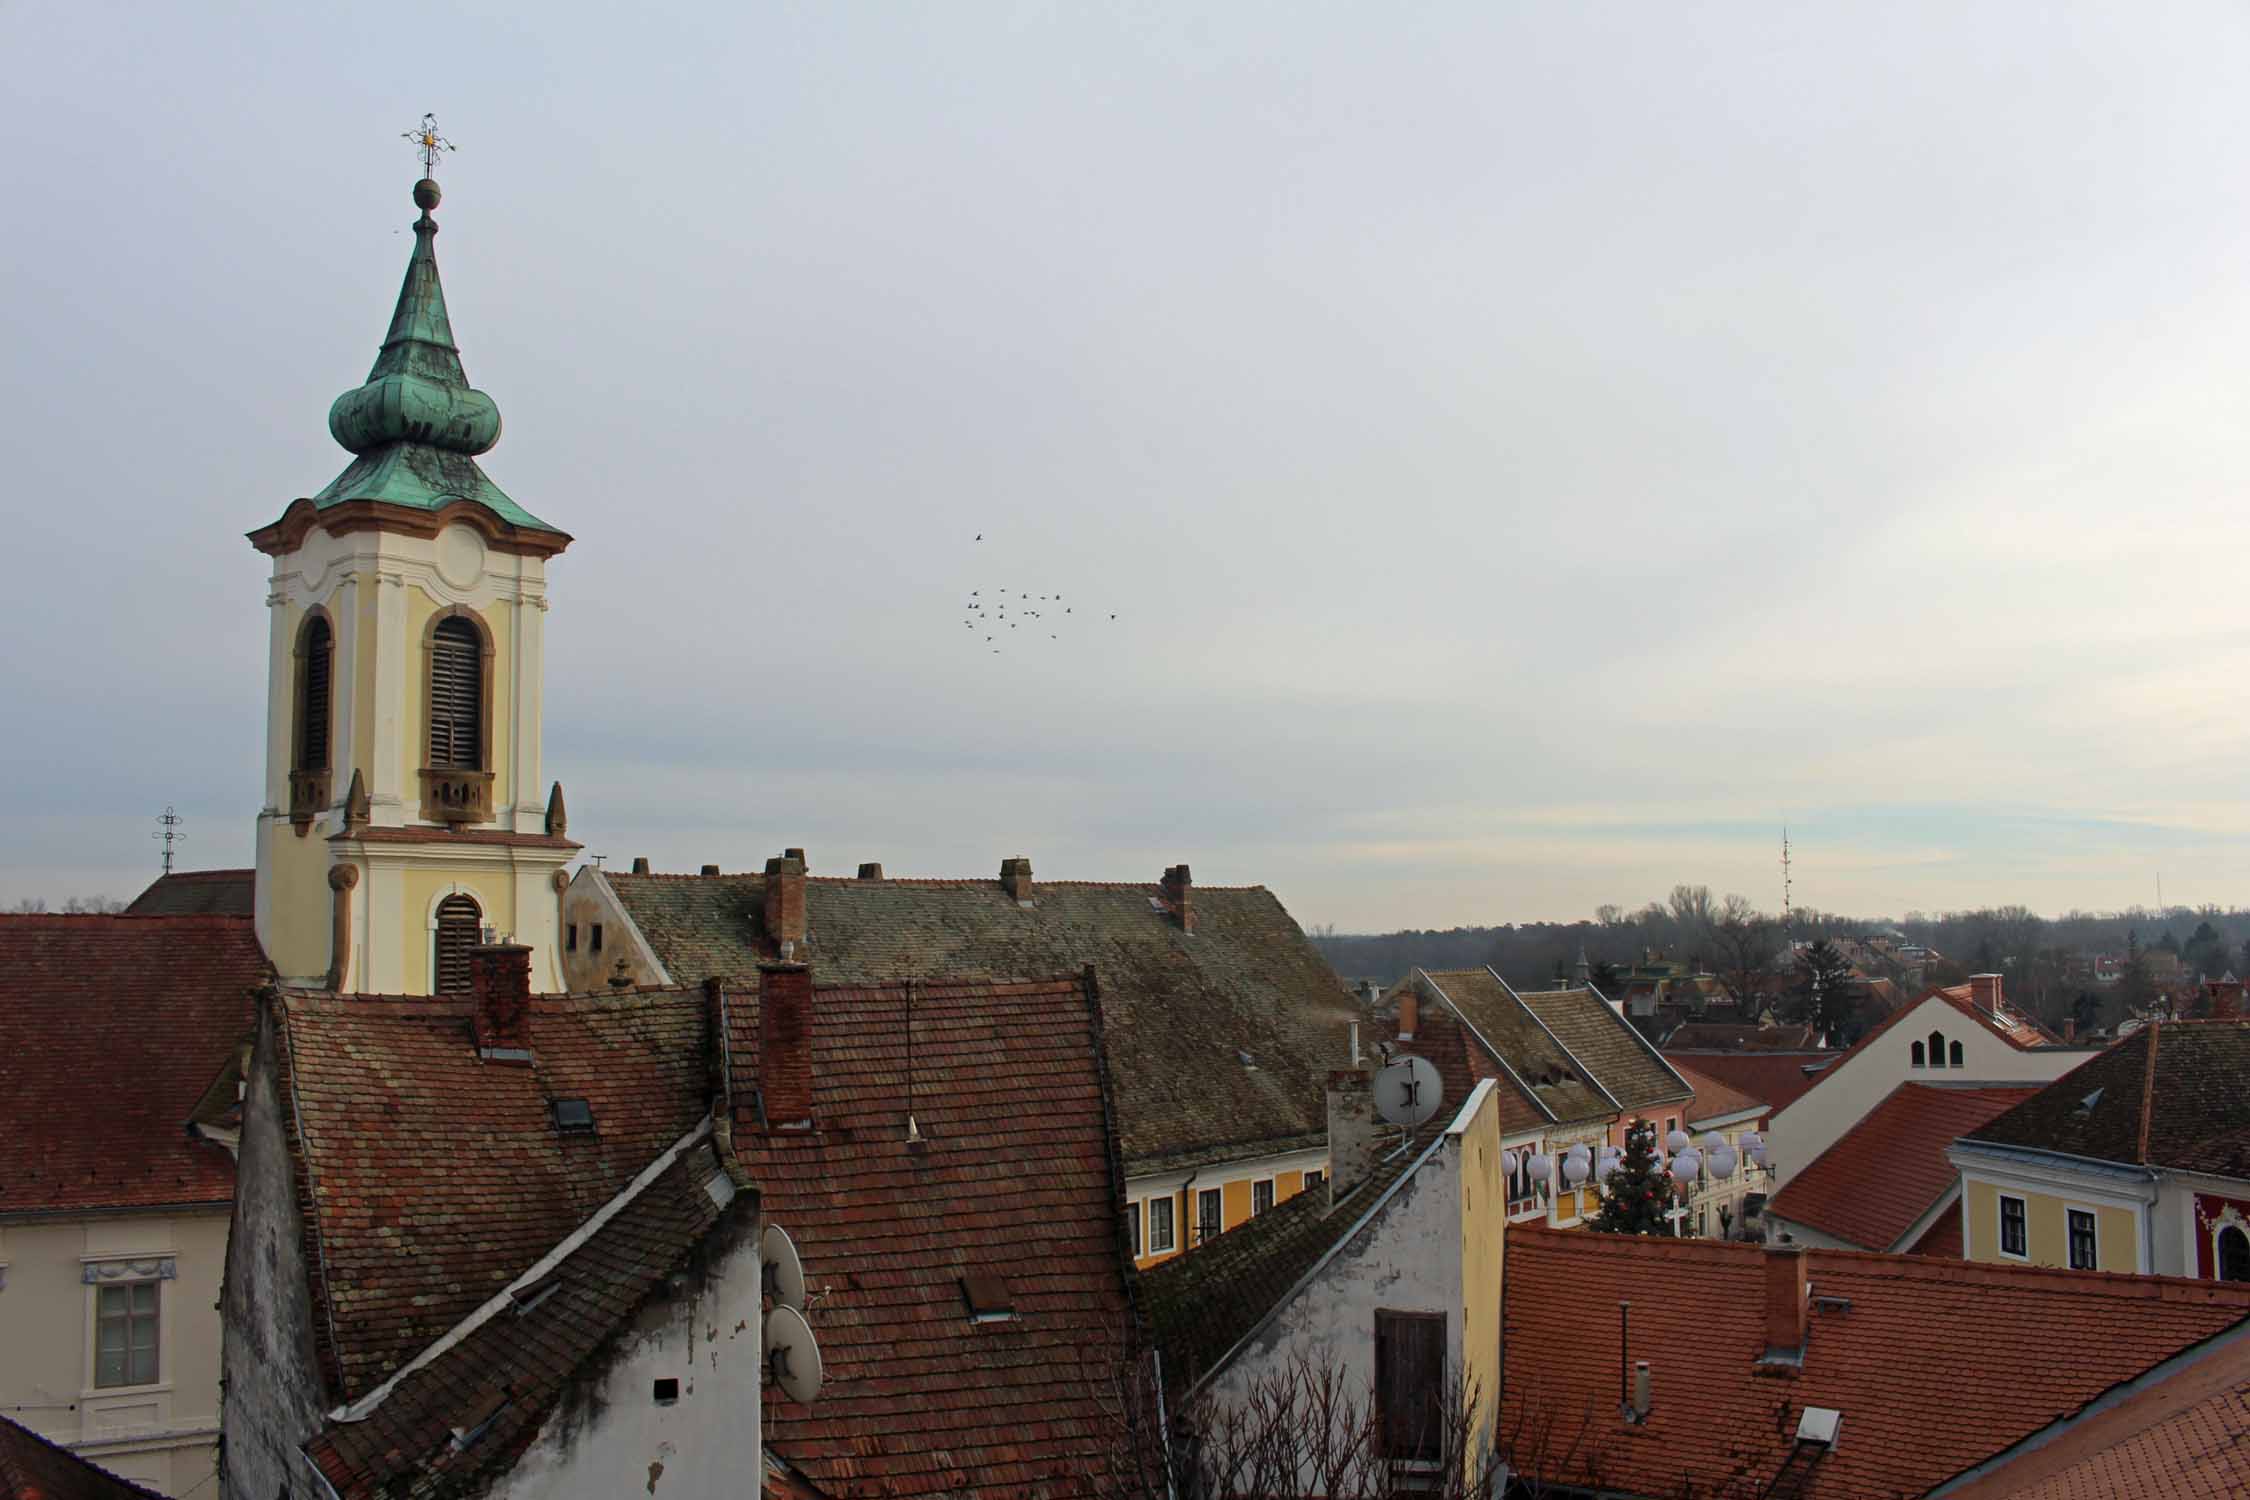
left=433, top=893, right=482, bottom=995
left=1911, top=1040, right=1926, bottom=1067
left=1949, top=1039, right=1964, bottom=1067
left=428, top=616, right=484, bottom=770
left=1928, top=1031, right=1946, bottom=1068
left=297, top=614, right=333, bottom=772
left=2219, top=1225, right=2250, bottom=1282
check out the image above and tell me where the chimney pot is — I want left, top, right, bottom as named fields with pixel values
left=701, top=863, right=721, bottom=878
left=1631, top=1361, right=1652, bottom=1420
left=2063, top=1017, right=2077, bottom=1043
left=1970, top=973, right=2004, bottom=1015
left=1000, top=856, right=1034, bottom=903
left=1398, top=986, right=1418, bottom=1041
left=857, top=862, right=884, bottom=881
left=1761, top=1245, right=1809, bottom=1362
left=631, top=857, right=651, bottom=876
left=470, top=943, right=534, bottom=1063
left=1160, top=863, right=1195, bottom=934
left=764, top=852, right=808, bottom=950
left=758, top=962, right=814, bottom=1130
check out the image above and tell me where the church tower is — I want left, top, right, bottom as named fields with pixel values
left=249, top=163, right=577, bottom=993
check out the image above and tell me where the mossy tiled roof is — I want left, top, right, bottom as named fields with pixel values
left=1966, top=1020, right=2250, bottom=1176
left=1420, top=968, right=1614, bottom=1124
left=606, top=872, right=1358, bottom=1175
left=1516, top=984, right=1692, bottom=1113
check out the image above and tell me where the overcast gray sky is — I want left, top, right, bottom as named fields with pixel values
left=6, top=2, right=2250, bottom=930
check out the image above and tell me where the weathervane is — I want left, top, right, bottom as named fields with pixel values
left=403, top=113, right=456, bottom=177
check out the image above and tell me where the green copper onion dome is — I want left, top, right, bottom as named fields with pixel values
left=328, top=179, right=502, bottom=456
left=286, top=178, right=560, bottom=538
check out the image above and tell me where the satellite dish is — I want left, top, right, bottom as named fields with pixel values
left=764, top=1304, right=823, bottom=1405
left=1372, top=1054, right=1443, bottom=1129
left=762, top=1223, right=807, bottom=1312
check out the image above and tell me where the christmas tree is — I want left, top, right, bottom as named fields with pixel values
left=1590, top=1117, right=1678, bottom=1235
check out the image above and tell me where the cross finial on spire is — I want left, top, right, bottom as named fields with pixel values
left=403, top=113, right=455, bottom=177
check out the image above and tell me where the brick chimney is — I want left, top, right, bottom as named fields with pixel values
left=2062, top=1017, right=2078, bottom=1043
left=1000, top=856, right=1033, bottom=903
left=764, top=851, right=808, bottom=955
left=1760, top=1245, right=1809, bottom=1364
left=758, top=962, right=814, bottom=1131
left=1161, top=864, right=1194, bottom=934
left=631, top=857, right=651, bottom=875
left=701, top=864, right=721, bottom=877
left=1970, top=973, right=2003, bottom=1015
left=1397, top=985, right=1419, bottom=1041
left=470, top=943, right=534, bottom=1063
left=857, top=862, right=884, bottom=881
left=1326, top=1068, right=1384, bottom=1208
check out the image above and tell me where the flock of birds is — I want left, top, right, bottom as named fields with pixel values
left=962, top=533, right=1119, bottom=654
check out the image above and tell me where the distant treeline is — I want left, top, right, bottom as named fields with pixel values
left=1311, top=885, right=2250, bottom=1007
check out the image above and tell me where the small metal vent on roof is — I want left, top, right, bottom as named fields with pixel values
left=552, top=1098, right=595, bottom=1133
left=2078, top=1087, right=2104, bottom=1115
left=1796, top=1406, right=1842, bottom=1448
left=1237, top=1049, right=1256, bottom=1069
left=961, top=1273, right=1016, bottom=1323
left=510, top=1274, right=562, bottom=1317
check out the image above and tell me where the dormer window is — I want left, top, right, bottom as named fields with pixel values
left=961, top=1274, right=1016, bottom=1323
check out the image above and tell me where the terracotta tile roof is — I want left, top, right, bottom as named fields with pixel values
left=273, top=985, right=712, bottom=1400
left=123, top=867, right=254, bottom=916
left=1138, top=1119, right=1453, bottom=1394
left=0, top=914, right=268, bottom=1215
left=1502, top=1226, right=2250, bottom=1500
left=605, top=870, right=1357, bottom=1175
left=307, top=1132, right=741, bottom=1498
left=1934, top=1321, right=2250, bottom=1499
left=1911, top=1199, right=1965, bottom=1257
left=1765, top=1082, right=2039, bottom=1251
left=0, top=1412, right=173, bottom=1500
left=1964, top=1020, right=2250, bottom=1178
left=1398, top=1005, right=1547, bottom=1135
left=1660, top=1049, right=1836, bottom=1113
left=1665, top=1021, right=1817, bottom=1050
left=1514, top=984, right=1692, bottom=1113
left=1417, top=969, right=1614, bottom=1124
left=281, top=971, right=1149, bottom=1498
left=719, top=974, right=1150, bottom=1496
left=1672, top=1061, right=1770, bottom=1129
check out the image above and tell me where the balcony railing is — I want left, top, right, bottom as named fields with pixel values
left=288, top=768, right=331, bottom=835
left=420, top=767, right=495, bottom=825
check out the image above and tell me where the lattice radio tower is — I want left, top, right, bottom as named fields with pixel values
left=153, top=806, right=185, bottom=875
left=1781, top=824, right=1793, bottom=930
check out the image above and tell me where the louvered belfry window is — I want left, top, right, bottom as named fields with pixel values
left=298, top=615, right=333, bottom=772
left=434, top=894, right=482, bottom=994
left=428, top=616, right=483, bottom=770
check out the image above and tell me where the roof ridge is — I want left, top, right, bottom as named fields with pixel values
left=2137, top=1021, right=2161, bottom=1166
left=1, top=911, right=254, bottom=925
left=611, top=871, right=1270, bottom=891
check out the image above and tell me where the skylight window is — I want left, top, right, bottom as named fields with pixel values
left=552, top=1098, right=595, bottom=1133
left=449, top=1387, right=511, bottom=1450
left=961, top=1273, right=1016, bottom=1323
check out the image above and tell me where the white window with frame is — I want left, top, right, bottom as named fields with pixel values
left=1252, top=1178, right=1275, bottom=1216
left=2066, top=1206, right=2099, bottom=1270
left=1146, top=1196, right=1176, bottom=1254
left=85, top=1258, right=173, bottom=1390
left=1998, top=1194, right=2029, bottom=1259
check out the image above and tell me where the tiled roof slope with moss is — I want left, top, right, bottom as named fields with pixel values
left=605, top=870, right=1358, bottom=1174
left=1417, top=969, right=1613, bottom=1125
left=0, top=914, right=269, bottom=1215
left=123, top=868, right=254, bottom=916
left=1964, top=1019, right=2250, bottom=1176
left=1515, top=984, right=1692, bottom=1114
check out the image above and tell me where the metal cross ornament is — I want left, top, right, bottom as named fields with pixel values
left=403, top=113, right=456, bottom=176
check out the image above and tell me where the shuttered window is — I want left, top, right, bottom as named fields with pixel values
left=1375, top=1309, right=1446, bottom=1461
left=428, top=617, right=483, bottom=770
left=298, top=615, right=333, bottom=771
left=434, top=894, right=482, bottom=995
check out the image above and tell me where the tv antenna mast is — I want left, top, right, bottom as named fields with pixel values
left=152, top=806, right=185, bottom=875
left=1781, top=824, right=1793, bottom=928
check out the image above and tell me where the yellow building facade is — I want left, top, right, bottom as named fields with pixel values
left=248, top=174, right=577, bottom=993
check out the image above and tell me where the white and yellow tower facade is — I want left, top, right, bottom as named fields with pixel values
left=249, top=173, right=576, bottom=993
